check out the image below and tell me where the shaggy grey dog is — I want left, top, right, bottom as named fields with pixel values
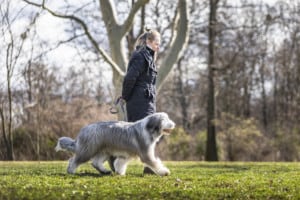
left=55, top=112, right=175, bottom=176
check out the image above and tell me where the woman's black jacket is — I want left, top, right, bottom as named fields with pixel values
left=122, top=46, right=157, bottom=122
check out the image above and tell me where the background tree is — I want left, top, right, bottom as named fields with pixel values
left=2, top=0, right=300, bottom=161
left=205, top=0, right=219, bottom=161
left=0, top=0, right=39, bottom=160
left=23, top=0, right=190, bottom=98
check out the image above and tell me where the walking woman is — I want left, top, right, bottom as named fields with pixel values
left=110, top=29, right=161, bottom=174
left=121, top=29, right=161, bottom=122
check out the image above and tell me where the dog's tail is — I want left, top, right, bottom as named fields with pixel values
left=55, top=137, right=76, bottom=153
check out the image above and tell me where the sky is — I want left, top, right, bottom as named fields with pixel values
left=1, top=0, right=113, bottom=94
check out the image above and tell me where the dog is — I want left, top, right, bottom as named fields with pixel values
left=55, top=112, right=175, bottom=176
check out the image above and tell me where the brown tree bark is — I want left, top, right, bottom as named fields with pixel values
left=205, top=0, right=219, bottom=161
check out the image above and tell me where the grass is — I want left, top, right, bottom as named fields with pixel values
left=0, top=161, right=299, bottom=200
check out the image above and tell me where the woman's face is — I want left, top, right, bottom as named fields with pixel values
left=147, top=37, right=161, bottom=52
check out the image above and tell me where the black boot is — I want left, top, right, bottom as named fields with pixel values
left=143, top=166, right=155, bottom=175
left=108, top=156, right=116, bottom=172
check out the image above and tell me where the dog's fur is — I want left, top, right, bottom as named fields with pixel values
left=55, top=112, right=175, bottom=176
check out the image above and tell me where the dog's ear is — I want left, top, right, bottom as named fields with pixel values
left=146, top=114, right=162, bottom=135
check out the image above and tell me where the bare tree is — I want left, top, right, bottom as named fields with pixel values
left=176, top=57, right=189, bottom=129
left=0, top=0, right=28, bottom=160
left=23, top=0, right=190, bottom=100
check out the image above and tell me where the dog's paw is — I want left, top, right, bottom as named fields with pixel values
left=67, top=167, right=76, bottom=174
left=157, top=167, right=170, bottom=176
left=115, top=167, right=127, bottom=176
left=67, top=158, right=76, bottom=174
left=116, top=171, right=126, bottom=176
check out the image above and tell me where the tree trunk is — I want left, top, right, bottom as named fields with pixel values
left=0, top=107, right=12, bottom=160
left=176, top=57, right=189, bottom=130
left=7, top=68, right=14, bottom=160
left=260, top=61, right=268, bottom=129
left=205, top=0, right=218, bottom=161
left=157, top=0, right=189, bottom=89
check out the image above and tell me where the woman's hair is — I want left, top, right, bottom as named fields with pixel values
left=135, top=28, right=160, bottom=50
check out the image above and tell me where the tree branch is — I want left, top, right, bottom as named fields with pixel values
left=22, top=0, right=125, bottom=76
left=120, top=0, right=149, bottom=36
left=157, top=0, right=190, bottom=89
left=99, top=0, right=149, bottom=38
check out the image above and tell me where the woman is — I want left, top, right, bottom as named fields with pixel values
left=121, top=29, right=161, bottom=122
left=109, top=29, right=161, bottom=174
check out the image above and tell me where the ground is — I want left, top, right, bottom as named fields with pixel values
left=0, top=161, right=299, bottom=199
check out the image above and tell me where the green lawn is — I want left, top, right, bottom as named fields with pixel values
left=0, top=161, right=299, bottom=199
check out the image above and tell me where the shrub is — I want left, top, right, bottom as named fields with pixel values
left=156, top=127, right=206, bottom=161
left=273, top=127, right=300, bottom=161
left=215, top=112, right=266, bottom=161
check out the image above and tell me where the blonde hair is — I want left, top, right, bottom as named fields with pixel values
left=135, top=28, right=160, bottom=50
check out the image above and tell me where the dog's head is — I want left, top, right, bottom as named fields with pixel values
left=145, top=112, right=176, bottom=137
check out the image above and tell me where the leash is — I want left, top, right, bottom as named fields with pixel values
left=110, top=96, right=127, bottom=121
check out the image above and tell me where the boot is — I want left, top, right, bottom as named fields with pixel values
left=143, top=166, right=155, bottom=175
left=108, top=156, right=116, bottom=172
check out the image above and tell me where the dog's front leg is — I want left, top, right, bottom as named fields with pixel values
left=141, top=156, right=170, bottom=176
left=152, top=158, right=170, bottom=176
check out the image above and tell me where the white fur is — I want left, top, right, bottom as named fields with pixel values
left=56, top=112, right=175, bottom=176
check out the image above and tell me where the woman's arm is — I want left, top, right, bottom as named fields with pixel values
left=122, top=52, right=146, bottom=101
